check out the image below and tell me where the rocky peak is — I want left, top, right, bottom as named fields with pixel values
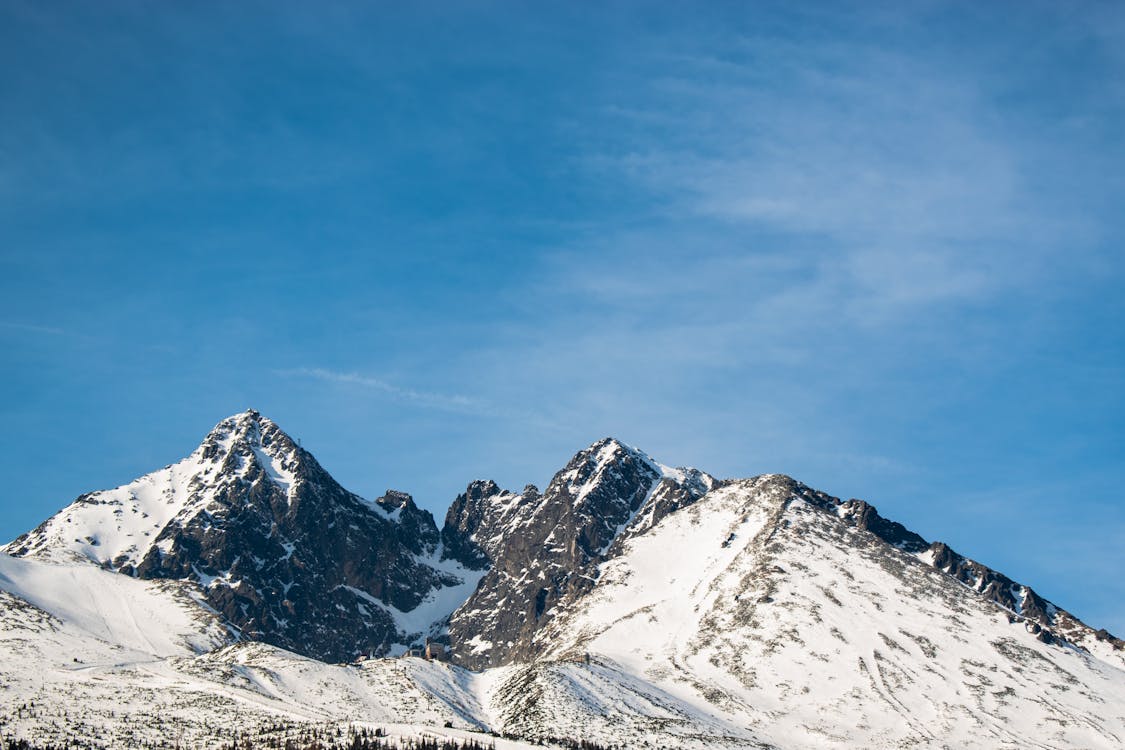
left=546, top=437, right=665, bottom=558
left=175, top=410, right=324, bottom=525
left=375, top=489, right=416, bottom=512
left=4, top=411, right=471, bottom=663
left=200, top=409, right=295, bottom=459
left=445, top=437, right=716, bottom=669
left=376, top=489, right=439, bottom=556
left=204, top=408, right=267, bottom=442
left=441, top=481, right=528, bottom=568
left=555, top=437, right=656, bottom=496
left=467, top=479, right=502, bottom=500
left=837, top=497, right=929, bottom=553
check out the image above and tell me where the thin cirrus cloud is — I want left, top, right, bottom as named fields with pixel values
left=0, top=321, right=69, bottom=336
left=577, top=35, right=1106, bottom=327
left=276, top=367, right=488, bottom=415
left=444, top=12, right=1125, bottom=513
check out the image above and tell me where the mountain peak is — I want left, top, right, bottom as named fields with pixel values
left=557, top=438, right=659, bottom=503
left=588, top=435, right=628, bottom=450
left=209, top=408, right=265, bottom=435
left=464, top=479, right=502, bottom=500
left=582, top=436, right=652, bottom=464
left=446, top=437, right=717, bottom=668
left=4, top=411, right=476, bottom=662
left=5, top=411, right=311, bottom=567
left=375, top=489, right=416, bottom=512
left=202, top=409, right=290, bottom=450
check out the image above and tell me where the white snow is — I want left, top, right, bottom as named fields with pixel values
left=252, top=443, right=297, bottom=497
left=0, top=552, right=229, bottom=658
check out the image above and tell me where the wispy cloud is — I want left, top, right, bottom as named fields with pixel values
left=0, top=321, right=68, bottom=336
left=277, top=367, right=490, bottom=415
left=443, top=6, right=1125, bottom=516
left=573, top=26, right=1112, bottom=331
left=479, top=9, right=1124, bottom=456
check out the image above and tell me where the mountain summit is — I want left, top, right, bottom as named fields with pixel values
left=5, top=410, right=480, bottom=661
left=443, top=436, right=716, bottom=668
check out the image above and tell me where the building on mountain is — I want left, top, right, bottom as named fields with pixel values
left=400, top=640, right=447, bottom=661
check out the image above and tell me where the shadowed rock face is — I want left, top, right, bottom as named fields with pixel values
left=440, top=479, right=506, bottom=571
left=6, top=411, right=458, bottom=663
left=441, top=438, right=715, bottom=670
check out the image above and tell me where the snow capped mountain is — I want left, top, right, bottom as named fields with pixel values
left=1, top=413, right=1123, bottom=748
left=529, top=474, right=1125, bottom=747
left=443, top=437, right=715, bottom=669
left=3, top=410, right=482, bottom=662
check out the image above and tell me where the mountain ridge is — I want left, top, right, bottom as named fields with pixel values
left=3, top=410, right=1120, bottom=666
left=1, top=409, right=1123, bottom=748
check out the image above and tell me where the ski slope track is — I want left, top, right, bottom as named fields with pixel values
left=1, top=411, right=1122, bottom=748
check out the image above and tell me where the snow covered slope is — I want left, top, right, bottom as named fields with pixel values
left=529, top=475, right=1125, bottom=748
left=0, top=552, right=760, bottom=749
left=0, top=552, right=229, bottom=661
left=0, top=554, right=527, bottom=748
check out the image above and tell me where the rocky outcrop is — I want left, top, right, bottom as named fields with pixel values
left=442, top=438, right=714, bottom=669
left=4, top=411, right=469, bottom=663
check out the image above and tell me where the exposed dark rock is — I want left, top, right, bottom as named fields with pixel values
left=440, top=480, right=506, bottom=570
left=442, top=438, right=714, bottom=669
left=6, top=411, right=463, bottom=663
left=837, top=499, right=929, bottom=553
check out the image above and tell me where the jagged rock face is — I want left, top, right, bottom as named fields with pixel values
left=4, top=411, right=460, bottom=662
left=836, top=498, right=929, bottom=553
left=833, top=497, right=1124, bottom=653
left=440, top=479, right=508, bottom=570
left=442, top=438, right=715, bottom=669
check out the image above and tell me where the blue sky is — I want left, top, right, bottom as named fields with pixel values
left=2, top=1, right=1123, bottom=633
